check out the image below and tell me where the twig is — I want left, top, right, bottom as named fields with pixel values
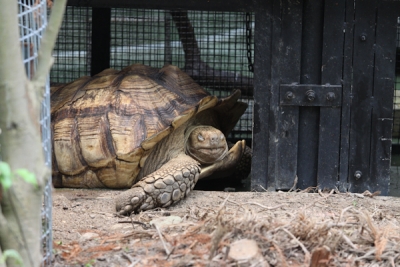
left=318, top=188, right=335, bottom=199
left=288, top=175, right=298, bottom=192
left=154, top=224, right=171, bottom=256
left=217, top=194, right=230, bottom=213
left=340, top=232, right=358, bottom=250
left=271, top=241, right=289, bottom=267
left=223, top=246, right=230, bottom=261
left=337, top=206, right=354, bottom=224
left=189, top=240, right=198, bottom=250
left=208, top=223, right=226, bottom=261
left=244, top=202, right=287, bottom=210
left=280, top=228, right=310, bottom=262
left=217, top=196, right=285, bottom=211
left=389, top=256, right=395, bottom=267
left=122, top=252, right=140, bottom=267
left=258, top=185, right=268, bottom=192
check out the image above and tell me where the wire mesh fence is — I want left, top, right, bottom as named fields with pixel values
left=17, top=0, right=52, bottom=265
left=51, top=7, right=254, bottom=142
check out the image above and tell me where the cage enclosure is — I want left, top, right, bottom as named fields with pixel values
left=51, top=3, right=258, bottom=190
left=51, top=0, right=400, bottom=195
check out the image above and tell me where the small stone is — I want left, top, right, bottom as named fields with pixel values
left=228, top=239, right=261, bottom=261
left=174, top=171, right=183, bottom=181
left=80, top=232, right=99, bottom=241
left=172, top=189, right=181, bottom=201
left=159, top=192, right=171, bottom=204
left=110, top=224, right=124, bottom=230
left=154, top=180, right=166, bottom=189
left=143, top=184, right=155, bottom=193
left=89, top=214, right=96, bottom=219
left=224, top=187, right=236, bottom=192
left=182, top=168, right=190, bottom=178
left=164, top=175, right=175, bottom=185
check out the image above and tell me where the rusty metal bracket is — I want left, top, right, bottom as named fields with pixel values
left=280, top=84, right=342, bottom=107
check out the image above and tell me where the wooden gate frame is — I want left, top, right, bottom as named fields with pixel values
left=252, top=0, right=399, bottom=195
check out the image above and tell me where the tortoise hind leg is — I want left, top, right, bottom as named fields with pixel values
left=116, top=155, right=200, bottom=215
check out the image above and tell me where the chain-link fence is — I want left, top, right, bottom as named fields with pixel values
left=17, top=0, right=52, bottom=265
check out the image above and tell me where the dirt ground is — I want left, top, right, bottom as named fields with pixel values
left=52, top=188, right=400, bottom=267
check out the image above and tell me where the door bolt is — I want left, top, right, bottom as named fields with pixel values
left=354, top=170, right=362, bottom=180
left=326, top=92, right=336, bottom=101
left=306, top=90, right=316, bottom=102
left=285, top=91, right=294, bottom=100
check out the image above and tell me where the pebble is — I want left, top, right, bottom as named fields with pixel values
left=80, top=232, right=99, bottom=241
left=150, top=216, right=182, bottom=228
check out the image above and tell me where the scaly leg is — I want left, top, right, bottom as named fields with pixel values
left=116, top=154, right=200, bottom=215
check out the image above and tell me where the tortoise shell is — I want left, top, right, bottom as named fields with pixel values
left=51, top=64, right=245, bottom=189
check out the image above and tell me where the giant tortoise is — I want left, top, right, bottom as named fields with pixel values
left=51, top=64, right=250, bottom=215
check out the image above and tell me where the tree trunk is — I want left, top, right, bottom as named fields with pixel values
left=0, top=1, right=66, bottom=266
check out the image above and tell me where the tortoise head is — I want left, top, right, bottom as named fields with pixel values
left=185, top=125, right=228, bottom=165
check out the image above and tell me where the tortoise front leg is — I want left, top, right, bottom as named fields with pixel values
left=116, top=155, right=200, bottom=215
left=199, top=140, right=246, bottom=179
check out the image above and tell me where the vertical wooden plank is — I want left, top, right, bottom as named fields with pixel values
left=369, top=2, right=398, bottom=195
left=91, top=8, right=111, bottom=76
left=251, top=1, right=272, bottom=191
left=269, top=0, right=303, bottom=190
left=317, top=0, right=345, bottom=189
left=349, top=0, right=377, bottom=191
left=297, top=0, right=324, bottom=189
left=339, top=0, right=355, bottom=190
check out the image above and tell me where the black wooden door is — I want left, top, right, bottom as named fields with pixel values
left=251, top=0, right=399, bottom=195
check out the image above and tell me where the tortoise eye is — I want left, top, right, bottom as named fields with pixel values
left=198, top=134, right=205, bottom=142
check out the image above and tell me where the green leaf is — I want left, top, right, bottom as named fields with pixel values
left=0, top=161, right=13, bottom=189
left=0, top=249, right=24, bottom=266
left=15, top=169, right=37, bottom=187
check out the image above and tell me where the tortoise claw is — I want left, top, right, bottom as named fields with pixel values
left=115, top=186, right=147, bottom=215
